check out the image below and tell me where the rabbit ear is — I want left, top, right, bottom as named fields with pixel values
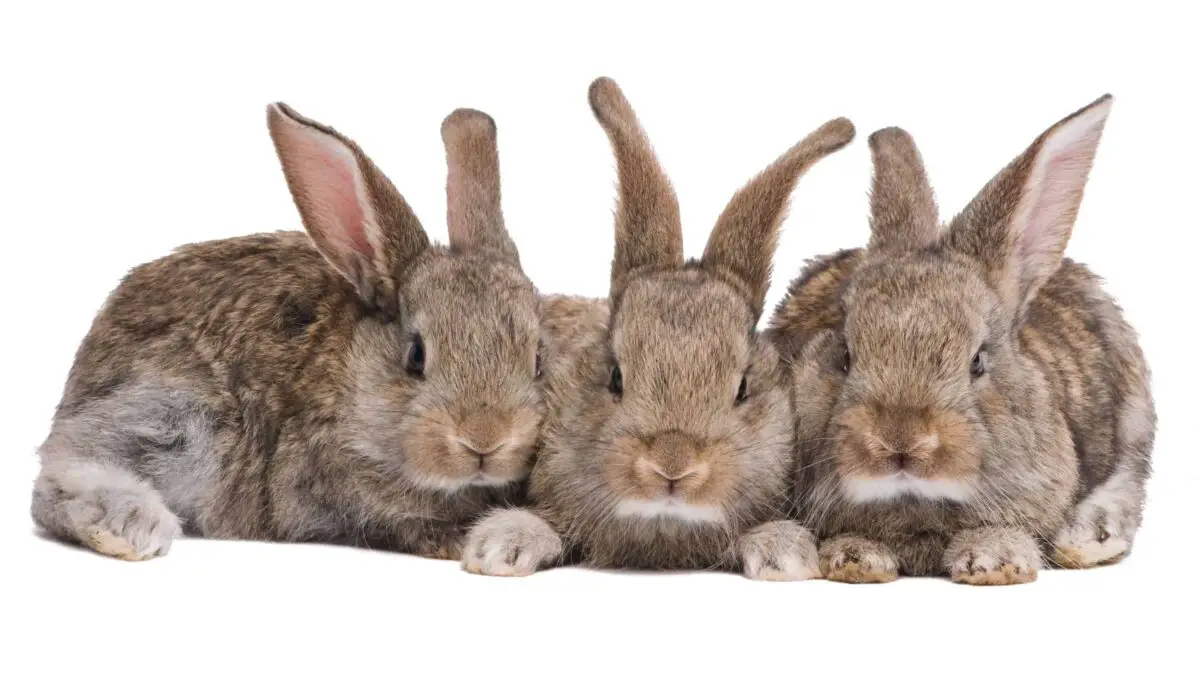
left=702, top=117, right=855, bottom=318
left=588, top=77, right=683, bottom=298
left=944, top=95, right=1113, bottom=315
left=441, top=109, right=520, bottom=267
left=267, top=103, right=429, bottom=314
left=865, top=127, right=939, bottom=255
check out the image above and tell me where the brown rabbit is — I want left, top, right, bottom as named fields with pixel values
left=770, top=96, right=1155, bottom=584
left=30, top=104, right=545, bottom=560
left=461, top=78, right=855, bottom=579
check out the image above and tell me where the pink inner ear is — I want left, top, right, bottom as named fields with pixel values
left=288, top=123, right=374, bottom=260
left=1016, top=106, right=1108, bottom=267
left=1019, top=153, right=1076, bottom=260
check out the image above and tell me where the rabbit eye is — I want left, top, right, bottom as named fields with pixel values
left=534, top=352, right=543, bottom=379
left=970, top=349, right=987, bottom=379
left=735, top=375, right=749, bottom=405
left=839, top=347, right=851, bottom=374
left=406, top=333, right=425, bottom=378
left=609, top=365, right=623, bottom=397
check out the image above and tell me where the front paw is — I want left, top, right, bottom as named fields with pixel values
left=461, top=509, right=563, bottom=577
left=945, top=527, right=1040, bottom=585
left=739, top=521, right=821, bottom=581
left=819, top=535, right=900, bottom=583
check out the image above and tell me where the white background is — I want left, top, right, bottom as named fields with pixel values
left=2, top=2, right=1196, bottom=673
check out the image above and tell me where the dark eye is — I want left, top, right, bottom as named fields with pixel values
left=534, top=352, right=543, bottom=379
left=406, top=333, right=425, bottom=377
left=735, top=375, right=749, bottom=405
left=840, top=347, right=852, bottom=374
left=609, top=365, right=623, bottom=397
left=970, top=349, right=987, bottom=379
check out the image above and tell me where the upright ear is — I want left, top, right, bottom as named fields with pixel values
left=267, top=103, right=429, bottom=315
left=865, top=127, right=939, bottom=255
left=588, top=77, right=683, bottom=299
left=944, top=95, right=1113, bottom=315
left=702, top=117, right=855, bottom=318
left=441, top=108, right=520, bottom=267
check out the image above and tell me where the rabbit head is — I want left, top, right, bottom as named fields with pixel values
left=267, top=104, right=542, bottom=494
left=816, top=96, right=1113, bottom=504
left=536, top=79, right=853, bottom=565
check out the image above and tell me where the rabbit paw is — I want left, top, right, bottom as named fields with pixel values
left=819, top=535, right=900, bottom=583
left=462, top=509, right=563, bottom=577
left=1050, top=490, right=1133, bottom=569
left=739, top=521, right=821, bottom=581
left=66, top=488, right=181, bottom=561
left=946, top=527, right=1040, bottom=585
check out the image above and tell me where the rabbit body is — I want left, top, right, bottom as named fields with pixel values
left=462, top=78, right=853, bottom=579
left=32, top=105, right=544, bottom=560
left=771, top=98, right=1154, bottom=584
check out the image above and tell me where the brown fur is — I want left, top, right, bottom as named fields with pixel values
left=31, top=104, right=544, bottom=560
left=770, top=96, right=1155, bottom=583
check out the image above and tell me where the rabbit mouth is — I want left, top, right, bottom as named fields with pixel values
left=466, top=472, right=511, bottom=487
left=842, top=472, right=975, bottom=504
left=614, top=497, right=726, bottom=525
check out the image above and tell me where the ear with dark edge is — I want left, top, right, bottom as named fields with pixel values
left=267, top=103, right=429, bottom=317
left=865, top=127, right=939, bottom=255
left=702, top=117, right=855, bottom=318
left=588, top=77, right=683, bottom=300
left=442, top=108, right=520, bottom=267
left=943, top=95, right=1113, bottom=316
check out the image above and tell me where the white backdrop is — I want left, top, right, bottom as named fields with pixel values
left=2, top=2, right=1195, bottom=673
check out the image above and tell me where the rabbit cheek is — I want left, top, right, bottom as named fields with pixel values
left=924, top=407, right=982, bottom=481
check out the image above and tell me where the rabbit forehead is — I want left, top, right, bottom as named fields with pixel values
left=612, top=269, right=754, bottom=347
left=403, top=251, right=539, bottom=332
left=613, top=274, right=754, bottom=385
left=843, top=253, right=998, bottom=352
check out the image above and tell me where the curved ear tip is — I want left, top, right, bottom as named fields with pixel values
left=588, top=76, right=627, bottom=120
left=823, top=117, right=857, bottom=145
left=267, top=102, right=292, bottom=124
left=867, top=126, right=914, bottom=149
left=441, top=108, right=497, bottom=143
left=1085, top=94, right=1115, bottom=116
left=267, top=102, right=317, bottom=131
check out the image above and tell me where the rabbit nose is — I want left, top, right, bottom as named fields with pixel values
left=454, top=438, right=507, bottom=457
left=880, top=433, right=938, bottom=473
left=454, top=409, right=512, bottom=458
left=650, top=463, right=704, bottom=494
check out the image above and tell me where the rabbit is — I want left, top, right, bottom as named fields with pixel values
left=461, top=77, right=855, bottom=579
left=30, top=102, right=547, bottom=561
left=768, top=95, right=1155, bottom=585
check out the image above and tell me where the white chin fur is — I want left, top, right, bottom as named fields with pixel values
left=615, top=498, right=726, bottom=524
left=843, top=473, right=974, bottom=503
left=408, top=471, right=511, bottom=494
